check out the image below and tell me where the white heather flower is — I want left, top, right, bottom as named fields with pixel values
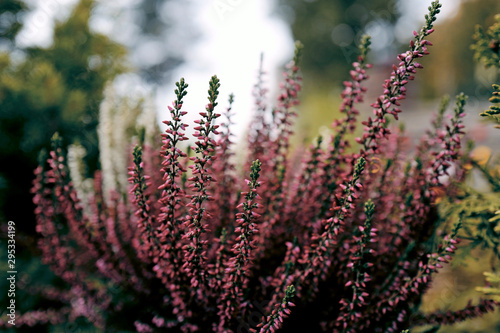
left=67, top=143, right=93, bottom=216
left=98, top=83, right=117, bottom=203
left=112, top=98, right=141, bottom=195
left=98, top=83, right=158, bottom=203
left=137, top=95, right=160, bottom=147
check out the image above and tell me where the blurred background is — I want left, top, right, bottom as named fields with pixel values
left=0, top=0, right=499, bottom=331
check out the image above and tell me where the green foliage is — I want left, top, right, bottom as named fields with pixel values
left=439, top=182, right=500, bottom=267
left=480, top=83, right=500, bottom=127
left=420, top=0, right=500, bottom=98
left=424, top=1, right=442, bottom=32
left=292, top=88, right=343, bottom=145
left=0, top=0, right=127, bottom=225
left=439, top=11, right=500, bottom=261
left=437, top=96, right=498, bottom=268
left=358, top=35, right=371, bottom=60
left=0, top=3, right=128, bottom=330
left=464, top=13, right=500, bottom=252
left=276, top=0, right=397, bottom=85
left=473, top=13, right=500, bottom=128
left=476, top=271, right=500, bottom=301
left=0, top=0, right=26, bottom=45
left=278, top=1, right=394, bottom=142
left=438, top=13, right=500, bottom=309
left=472, top=14, right=500, bottom=69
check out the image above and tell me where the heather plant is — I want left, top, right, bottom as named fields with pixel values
left=473, top=13, right=500, bottom=128
left=411, top=13, right=500, bottom=331
left=18, top=1, right=500, bottom=332
left=0, top=0, right=127, bottom=230
left=443, top=13, right=500, bottom=309
left=477, top=271, right=500, bottom=302
left=472, top=14, right=500, bottom=70
left=437, top=11, right=500, bottom=262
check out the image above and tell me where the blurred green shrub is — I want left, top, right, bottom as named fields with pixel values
left=0, top=0, right=26, bottom=46
left=0, top=0, right=127, bottom=229
left=0, top=2, right=127, bottom=331
left=433, top=14, right=500, bottom=331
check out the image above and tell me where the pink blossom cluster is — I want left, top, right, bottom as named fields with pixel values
left=26, top=1, right=499, bottom=332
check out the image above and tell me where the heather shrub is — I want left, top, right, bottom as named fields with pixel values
left=21, top=1, right=499, bottom=332
left=0, top=0, right=127, bottom=232
left=472, top=14, right=500, bottom=72
left=441, top=14, right=500, bottom=311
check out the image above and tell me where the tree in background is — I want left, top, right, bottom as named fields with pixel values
left=471, top=13, right=500, bottom=310
left=277, top=0, right=500, bottom=144
left=0, top=0, right=127, bottom=230
left=0, top=0, right=26, bottom=49
left=425, top=13, right=500, bottom=332
left=419, top=0, right=500, bottom=99
left=132, top=0, right=197, bottom=84
left=276, top=0, right=397, bottom=86
left=275, top=0, right=398, bottom=144
left=0, top=3, right=151, bottom=330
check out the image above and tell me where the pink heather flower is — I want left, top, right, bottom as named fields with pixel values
left=28, top=3, right=498, bottom=332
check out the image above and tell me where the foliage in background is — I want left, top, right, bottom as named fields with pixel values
left=475, top=14, right=500, bottom=129
left=0, top=0, right=127, bottom=229
left=0, top=1, right=133, bottom=331
left=419, top=0, right=500, bottom=99
left=283, top=0, right=500, bottom=143
left=276, top=0, right=397, bottom=86
left=275, top=0, right=398, bottom=141
left=437, top=69, right=500, bottom=267
left=0, top=84, right=155, bottom=333
left=131, top=0, right=197, bottom=84
left=12, top=2, right=500, bottom=332
left=472, top=13, right=500, bottom=70
left=424, top=13, right=500, bottom=332
left=477, top=272, right=500, bottom=302
left=378, top=10, right=500, bottom=332
left=0, top=0, right=26, bottom=48
left=456, top=13, right=500, bottom=307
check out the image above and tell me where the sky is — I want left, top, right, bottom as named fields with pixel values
left=155, top=0, right=294, bottom=141
left=15, top=0, right=464, bottom=142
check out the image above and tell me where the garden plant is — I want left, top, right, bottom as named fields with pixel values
left=10, top=1, right=500, bottom=332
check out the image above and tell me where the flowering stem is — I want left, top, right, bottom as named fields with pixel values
left=183, top=75, right=221, bottom=292
left=209, top=93, right=237, bottom=234
left=129, top=145, right=157, bottom=260
left=252, top=285, right=296, bottom=333
left=265, top=41, right=303, bottom=203
left=218, top=160, right=262, bottom=330
left=297, top=157, right=366, bottom=297
left=357, top=1, right=442, bottom=157
left=338, top=200, right=377, bottom=331
left=318, top=35, right=372, bottom=220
